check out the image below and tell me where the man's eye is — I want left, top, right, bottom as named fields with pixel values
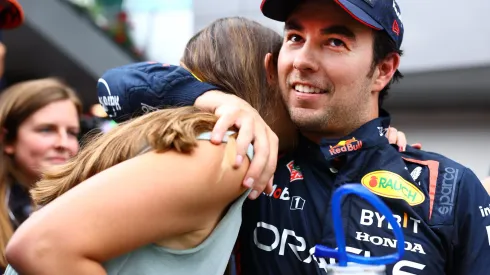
left=327, top=38, right=345, bottom=47
left=288, top=34, right=302, bottom=43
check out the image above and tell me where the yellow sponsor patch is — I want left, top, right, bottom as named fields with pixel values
left=361, top=170, right=425, bottom=206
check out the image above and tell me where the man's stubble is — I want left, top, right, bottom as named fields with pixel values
left=280, top=77, right=373, bottom=139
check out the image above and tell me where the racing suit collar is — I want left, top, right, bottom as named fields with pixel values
left=298, top=109, right=392, bottom=161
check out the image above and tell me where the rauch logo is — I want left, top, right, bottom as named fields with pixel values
left=361, top=170, right=425, bottom=206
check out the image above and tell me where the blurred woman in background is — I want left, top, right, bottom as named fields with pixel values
left=0, top=77, right=82, bottom=270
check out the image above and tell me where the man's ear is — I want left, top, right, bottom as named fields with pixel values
left=372, top=53, right=400, bottom=94
left=264, top=53, right=277, bottom=85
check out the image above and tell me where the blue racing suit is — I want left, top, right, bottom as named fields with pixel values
left=237, top=114, right=490, bottom=275
left=98, top=62, right=490, bottom=275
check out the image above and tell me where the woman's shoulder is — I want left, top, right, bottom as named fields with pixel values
left=196, top=130, right=253, bottom=160
left=4, top=264, right=19, bottom=275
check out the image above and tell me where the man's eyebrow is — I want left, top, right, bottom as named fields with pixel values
left=285, top=19, right=356, bottom=41
left=321, top=25, right=356, bottom=41
left=284, top=19, right=303, bottom=32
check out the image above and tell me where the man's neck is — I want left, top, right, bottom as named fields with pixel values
left=302, top=111, right=380, bottom=144
left=278, top=130, right=299, bottom=153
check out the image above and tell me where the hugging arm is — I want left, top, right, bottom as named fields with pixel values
left=97, top=62, right=278, bottom=198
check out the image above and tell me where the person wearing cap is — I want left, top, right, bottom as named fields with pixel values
left=246, top=1, right=488, bottom=273
left=0, top=0, right=23, bottom=30
left=31, top=1, right=488, bottom=275
left=237, top=2, right=490, bottom=274
left=0, top=0, right=23, bottom=81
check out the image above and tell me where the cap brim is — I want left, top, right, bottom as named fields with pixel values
left=261, top=0, right=300, bottom=22
left=334, top=0, right=382, bottom=30
left=262, top=0, right=383, bottom=31
left=0, top=0, right=24, bottom=29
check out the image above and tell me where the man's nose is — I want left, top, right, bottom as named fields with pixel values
left=292, top=41, right=320, bottom=72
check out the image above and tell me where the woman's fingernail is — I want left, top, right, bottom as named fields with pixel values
left=244, top=178, right=254, bottom=188
left=235, top=155, right=243, bottom=166
left=249, top=190, right=259, bottom=199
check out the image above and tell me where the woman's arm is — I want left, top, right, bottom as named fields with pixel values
left=6, top=139, right=248, bottom=275
left=99, top=62, right=277, bottom=200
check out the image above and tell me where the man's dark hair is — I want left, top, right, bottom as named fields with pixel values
left=371, top=30, right=404, bottom=107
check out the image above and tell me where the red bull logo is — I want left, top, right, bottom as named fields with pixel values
left=329, top=137, right=362, bottom=156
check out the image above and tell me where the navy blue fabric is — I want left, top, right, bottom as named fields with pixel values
left=260, top=0, right=404, bottom=49
left=96, top=62, right=220, bottom=122
left=238, top=112, right=490, bottom=275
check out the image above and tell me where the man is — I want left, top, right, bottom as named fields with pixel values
left=97, top=0, right=490, bottom=274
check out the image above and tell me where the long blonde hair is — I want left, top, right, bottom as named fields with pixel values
left=32, top=107, right=227, bottom=206
left=0, top=78, right=82, bottom=268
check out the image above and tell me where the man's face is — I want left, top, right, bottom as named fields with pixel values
left=277, top=0, right=380, bottom=137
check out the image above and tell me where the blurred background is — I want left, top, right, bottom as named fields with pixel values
left=1, top=0, right=489, bottom=178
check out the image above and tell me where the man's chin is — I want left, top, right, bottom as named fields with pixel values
left=289, top=108, right=328, bottom=132
left=288, top=93, right=329, bottom=110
